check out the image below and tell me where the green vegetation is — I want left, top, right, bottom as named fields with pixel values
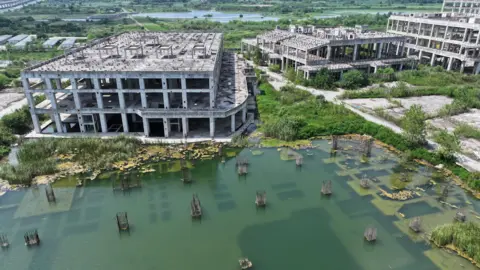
left=431, top=222, right=480, bottom=265
left=454, top=123, right=480, bottom=140
left=268, top=64, right=281, bottom=73
left=340, top=67, right=480, bottom=118
left=403, top=105, right=427, bottom=146
left=339, top=70, right=369, bottom=89
left=434, top=130, right=460, bottom=162
left=0, top=136, right=140, bottom=185
left=256, top=79, right=479, bottom=191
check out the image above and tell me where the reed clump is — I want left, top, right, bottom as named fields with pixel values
left=430, top=222, right=480, bottom=266
left=0, top=136, right=140, bottom=185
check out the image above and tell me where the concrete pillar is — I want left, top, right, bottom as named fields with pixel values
left=210, top=91, right=215, bottom=108
left=460, top=61, right=465, bottom=73
left=96, top=92, right=104, bottom=109
left=121, top=113, right=129, bottom=133
left=353, top=44, right=358, bottom=61
left=326, top=46, right=332, bottom=60
left=92, top=78, right=100, bottom=90
left=182, top=91, right=187, bottom=109
left=374, top=66, right=378, bottom=73
left=143, top=117, right=150, bottom=137
left=99, top=113, right=108, bottom=133
left=242, top=106, right=247, bottom=123
left=419, top=51, right=423, bottom=63
left=396, top=43, right=401, bottom=55
left=231, top=114, right=236, bottom=133
left=431, top=54, right=436, bottom=66
left=55, top=78, right=62, bottom=90
left=209, top=117, right=215, bottom=137
left=53, top=113, right=63, bottom=133
left=118, top=91, right=126, bottom=109
left=399, top=64, right=404, bottom=71
left=476, top=31, right=480, bottom=45
left=163, top=92, right=170, bottom=109
left=474, top=62, right=480, bottom=74
left=182, top=117, right=188, bottom=137
left=141, top=92, right=147, bottom=108
left=377, top=43, right=383, bottom=59
left=444, top=26, right=449, bottom=39
left=163, top=118, right=170, bottom=137
left=447, top=57, right=454, bottom=71
left=25, top=92, right=41, bottom=133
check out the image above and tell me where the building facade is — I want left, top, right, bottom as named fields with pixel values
left=387, top=13, right=480, bottom=73
left=21, top=32, right=253, bottom=138
left=241, top=26, right=412, bottom=79
left=442, top=0, right=480, bottom=14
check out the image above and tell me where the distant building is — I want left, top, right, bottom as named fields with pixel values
left=43, top=37, right=64, bottom=49
left=0, top=0, right=37, bottom=10
left=242, top=26, right=410, bottom=79
left=387, top=13, right=480, bottom=73
left=8, top=34, right=28, bottom=44
left=442, top=0, right=480, bottom=14
left=0, top=35, right=13, bottom=45
left=58, top=38, right=77, bottom=49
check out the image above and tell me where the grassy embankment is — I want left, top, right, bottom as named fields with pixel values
left=256, top=77, right=480, bottom=192
left=0, top=136, right=140, bottom=185
left=430, top=222, right=480, bottom=267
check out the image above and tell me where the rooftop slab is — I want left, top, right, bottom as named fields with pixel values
left=28, top=32, right=223, bottom=73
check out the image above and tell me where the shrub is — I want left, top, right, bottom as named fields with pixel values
left=1, top=106, right=32, bottom=135
left=402, top=105, right=427, bottom=146
left=268, top=64, right=281, bottom=73
left=339, top=70, right=369, bottom=89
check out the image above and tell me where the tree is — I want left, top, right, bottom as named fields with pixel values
left=402, top=105, right=427, bottom=146
left=309, top=68, right=333, bottom=89
left=0, top=74, right=10, bottom=89
left=434, top=130, right=460, bottom=162
left=253, top=48, right=262, bottom=65
left=340, top=70, right=368, bottom=89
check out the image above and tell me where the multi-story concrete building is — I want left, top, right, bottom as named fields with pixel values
left=387, top=13, right=480, bottom=73
left=21, top=32, right=253, bottom=138
left=442, top=0, right=480, bottom=14
left=241, top=26, right=412, bottom=79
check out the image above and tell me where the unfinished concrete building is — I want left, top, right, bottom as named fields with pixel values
left=241, top=26, right=412, bottom=79
left=387, top=13, right=480, bottom=73
left=442, top=0, right=480, bottom=14
left=21, top=32, right=253, bottom=139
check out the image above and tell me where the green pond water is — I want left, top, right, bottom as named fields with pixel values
left=0, top=140, right=479, bottom=270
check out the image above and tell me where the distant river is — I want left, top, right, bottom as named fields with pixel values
left=133, top=10, right=279, bottom=23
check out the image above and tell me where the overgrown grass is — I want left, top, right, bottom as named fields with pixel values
left=431, top=222, right=480, bottom=265
left=0, top=136, right=140, bottom=185
left=455, top=123, right=480, bottom=140
left=256, top=79, right=480, bottom=191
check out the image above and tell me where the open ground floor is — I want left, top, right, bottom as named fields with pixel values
left=32, top=106, right=252, bottom=139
